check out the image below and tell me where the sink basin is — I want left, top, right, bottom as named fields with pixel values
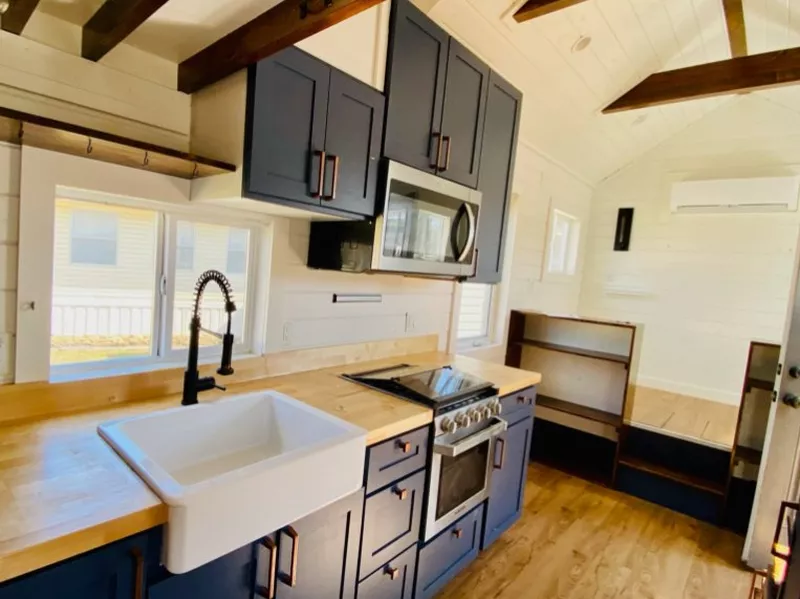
left=98, top=391, right=367, bottom=573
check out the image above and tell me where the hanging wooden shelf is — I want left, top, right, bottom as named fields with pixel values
left=0, top=108, right=236, bottom=180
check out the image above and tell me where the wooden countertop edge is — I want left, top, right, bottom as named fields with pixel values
left=365, top=411, right=434, bottom=446
left=0, top=504, right=168, bottom=584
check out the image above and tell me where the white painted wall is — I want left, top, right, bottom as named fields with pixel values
left=579, top=95, right=800, bottom=405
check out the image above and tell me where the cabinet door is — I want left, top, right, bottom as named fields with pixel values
left=471, top=72, right=521, bottom=284
left=149, top=544, right=255, bottom=599
left=274, top=489, right=363, bottom=599
left=482, top=415, right=533, bottom=549
left=438, top=39, right=489, bottom=189
left=0, top=530, right=160, bottom=599
left=245, top=47, right=329, bottom=206
left=323, top=71, right=385, bottom=217
left=356, top=544, right=417, bottom=599
left=383, top=0, right=448, bottom=173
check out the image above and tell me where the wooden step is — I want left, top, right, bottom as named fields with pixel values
left=515, top=339, right=630, bottom=365
left=537, top=394, right=622, bottom=428
left=617, top=454, right=726, bottom=496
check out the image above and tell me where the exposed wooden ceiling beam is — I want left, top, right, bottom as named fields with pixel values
left=178, top=0, right=383, bottom=94
left=0, top=0, right=41, bottom=35
left=513, top=0, right=590, bottom=23
left=603, top=47, right=800, bottom=113
left=82, top=0, right=170, bottom=61
left=722, top=0, right=748, bottom=58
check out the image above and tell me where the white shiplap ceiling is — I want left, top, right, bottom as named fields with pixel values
left=34, top=0, right=800, bottom=184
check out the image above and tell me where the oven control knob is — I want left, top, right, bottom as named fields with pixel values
left=481, top=406, right=493, bottom=420
left=440, top=417, right=458, bottom=434
left=491, top=400, right=502, bottom=416
left=468, top=408, right=482, bottom=423
left=455, top=412, right=472, bottom=428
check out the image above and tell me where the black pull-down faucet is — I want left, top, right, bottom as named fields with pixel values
left=182, top=269, right=237, bottom=406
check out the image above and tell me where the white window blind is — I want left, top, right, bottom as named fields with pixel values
left=457, top=283, right=493, bottom=341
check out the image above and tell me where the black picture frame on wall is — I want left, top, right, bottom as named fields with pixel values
left=614, top=207, right=634, bottom=251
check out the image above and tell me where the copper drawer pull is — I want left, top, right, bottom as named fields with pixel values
left=397, top=439, right=412, bottom=453
left=131, top=548, right=144, bottom=599
left=322, top=154, right=340, bottom=201
left=384, top=565, right=400, bottom=580
left=517, top=395, right=526, bottom=405
left=278, top=526, right=299, bottom=587
left=494, top=437, right=506, bottom=470
left=430, top=132, right=442, bottom=169
left=312, top=150, right=326, bottom=199
left=452, top=528, right=463, bottom=539
left=256, top=537, right=277, bottom=598
left=393, top=486, right=408, bottom=501
left=441, top=135, right=452, bottom=171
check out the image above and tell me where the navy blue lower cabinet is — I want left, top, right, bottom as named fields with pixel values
left=414, top=504, right=484, bottom=599
left=272, top=488, right=364, bottom=599
left=482, top=415, right=533, bottom=549
left=356, top=544, right=417, bottom=599
left=0, top=529, right=161, bottom=599
left=149, top=543, right=256, bottom=599
left=360, top=470, right=426, bottom=579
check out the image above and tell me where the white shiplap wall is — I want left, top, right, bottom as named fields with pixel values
left=0, top=143, right=19, bottom=381
left=579, top=95, right=800, bottom=405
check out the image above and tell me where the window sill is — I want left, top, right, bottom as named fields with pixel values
left=49, top=353, right=260, bottom=384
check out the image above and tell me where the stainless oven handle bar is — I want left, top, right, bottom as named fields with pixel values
left=433, top=417, right=508, bottom=458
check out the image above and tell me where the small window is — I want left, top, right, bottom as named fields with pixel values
left=176, top=222, right=194, bottom=270
left=226, top=228, right=249, bottom=275
left=547, top=209, right=580, bottom=276
left=70, top=209, right=118, bottom=265
left=457, top=283, right=493, bottom=342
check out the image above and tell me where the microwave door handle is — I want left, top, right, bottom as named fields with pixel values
left=458, top=203, right=477, bottom=262
left=449, top=203, right=467, bottom=260
left=433, top=418, right=508, bottom=458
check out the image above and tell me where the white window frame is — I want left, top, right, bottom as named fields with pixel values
left=455, top=282, right=497, bottom=350
left=544, top=208, right=581, bottom=280
left=16, top=147, right=270, bottom=384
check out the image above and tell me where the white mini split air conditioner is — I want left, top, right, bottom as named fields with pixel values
left=670, top=176, right=800, bottom=214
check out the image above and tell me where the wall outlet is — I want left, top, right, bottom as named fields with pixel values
left=282, top=323, right=292, bottom=346
left=405, top=313, right=416, bottom=333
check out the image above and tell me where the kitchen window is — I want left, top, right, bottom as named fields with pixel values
left=50, top=197, right=259, bottom=377
left=547, top=209, right=580, bottom=276
left=457, top=283, right=494, bottom=345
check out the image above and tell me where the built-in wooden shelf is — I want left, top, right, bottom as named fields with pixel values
left=618, top=454, right=727, bottom=496
left=515, top=338, right=630, bottom=365
left=735, top=445, right=763, bottom=465
left=537, top=394, right=622, bottom=428
left=746, top=376, right=774, bottom=392
left=0, top=108, right=236, bottom=180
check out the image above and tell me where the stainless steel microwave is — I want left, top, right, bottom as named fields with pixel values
left=308, top=160, right=482, bottom=278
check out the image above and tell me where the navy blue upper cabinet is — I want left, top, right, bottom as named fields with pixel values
left=384, top=0, right=489, bottom=189
left=438, top=39, right=489, bottom=189
left=471, top=71, right=522, bottom=284
left=0, top=530, right=161, bottom=599
left=383, top=0, right=448, bottom=174
left=245, top=47, right=385, bottom=218
left=482, top=414, right=533, bottom=550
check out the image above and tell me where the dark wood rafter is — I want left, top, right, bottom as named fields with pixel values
left=513, top=0, right=590, bottom=22
left=178, top=0, right=383, bottom=94
left=0, top=0, right=40, bottom=35
left=82, top=0, right=170, bottom=62
left=603, top=47, right=800, bottom=113
left=722, top=0, right=748, bottom=58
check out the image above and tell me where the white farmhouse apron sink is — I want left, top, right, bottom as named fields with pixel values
left=98, top=391, right=367, bottom=573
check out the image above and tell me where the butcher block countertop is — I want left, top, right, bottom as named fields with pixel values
left=0, top=352, right=541, bottom=584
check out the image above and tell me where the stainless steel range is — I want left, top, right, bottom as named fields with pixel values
left=343, top=364, right=508, bottom=540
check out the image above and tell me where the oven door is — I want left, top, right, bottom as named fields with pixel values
left=425, top=417, right=507, bottom=541
left=374, top=160, right=481, bottom=278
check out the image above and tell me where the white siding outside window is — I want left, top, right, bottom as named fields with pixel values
left=70, top=210, right=118, bottom=266
left=547, top=209, right=580, bottom=276
left=176, top=221, right=195, bottom=270
left=226, top=228, right=249, bottom=275
left=457, top=283, right=493, bottom=342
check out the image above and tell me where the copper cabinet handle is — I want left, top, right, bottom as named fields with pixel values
left=384, top=565, right=400, bottom=580
left=517, top=395, right=526, bottom=405
left=430, top=132, right=442, bottom=169
left=256, top=537, right=277, bottom=599
left=312, top=150, right=326, bottom=199
left=322, top=154, right=340, bottom=201
left=278, top=526, right=299, bottom=587
left=452, top=528, right=463, bottom=539
left=494, top=437, right=506, bottom=470
left=440, top=135, right=452, bottom=171
left=393, top=486, right=408, bottom=501
left=131, top=548, right=144, bottom=599
left=397, top=439, right=411, bottom=454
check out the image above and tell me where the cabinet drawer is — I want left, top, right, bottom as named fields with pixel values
left=365, top=426, right=429, bottom=495
left=360, top=470, right=426, bottom=579
left=500, top=386, right=536, bottom=422
left=415, top=504, right=483, bottom=599
left=356, top=544, right=417, bottom=599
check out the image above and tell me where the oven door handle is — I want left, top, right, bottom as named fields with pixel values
left=433, top=418, right=508, bottom=458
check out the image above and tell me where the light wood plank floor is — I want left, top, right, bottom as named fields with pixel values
left=437, top=464, right=753, bottom=599
left=627, top=386, right=740, bottom=449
